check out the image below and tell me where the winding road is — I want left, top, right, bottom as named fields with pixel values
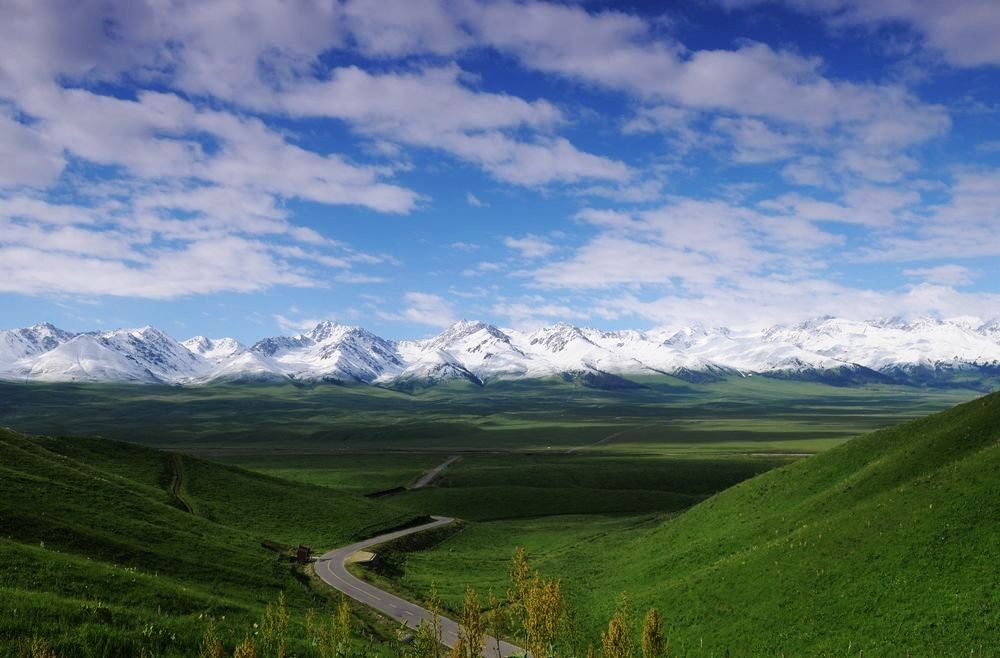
left=314, top=517, right=527, bottom=657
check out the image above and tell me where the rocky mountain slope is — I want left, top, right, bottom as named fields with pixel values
left=2, top=316, right=1000, bottom=387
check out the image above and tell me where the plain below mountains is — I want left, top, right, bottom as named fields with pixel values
left=2, top=316, right=1000, bottom=388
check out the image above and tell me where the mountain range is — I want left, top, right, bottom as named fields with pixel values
left=2, top=316, right=1000, bottom=388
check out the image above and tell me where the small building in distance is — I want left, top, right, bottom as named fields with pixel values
left=296, top=544, right=312, bottom=564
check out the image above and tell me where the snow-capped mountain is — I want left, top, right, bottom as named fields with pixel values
left=405, top=320, right=533, bottom=381
left=2, top=316, right=1000, bottom=387
left=3, top=325, right=213, bottom=383
left=182, top=336, right=246, bottom=363
left=251, top=321, right=404, bottom=383
left=0, top=322, right=75, bottom=364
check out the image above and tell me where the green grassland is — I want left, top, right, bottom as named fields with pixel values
left=0, top=377, right=976, bottom=456
left=0, top=377, right=993, bottom=656
left=0, top=429, right=418, bottom=656
left=388, top=453, right=788, bottom=520
left=366, top=392, right=1000, bottom=656
left=223, top=453, right=447, bottom=495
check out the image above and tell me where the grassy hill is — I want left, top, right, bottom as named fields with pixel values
left=0, top=429, right=415, bottom=656
left=387, top=392, right=1000, bottom=656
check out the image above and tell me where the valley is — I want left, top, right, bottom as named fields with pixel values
left=1, top=376, right=995, bottom=656
left=6, top=1, right=1000, bottom=655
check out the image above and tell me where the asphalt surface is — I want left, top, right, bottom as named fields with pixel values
left=315, top=517, right=527, bottom=658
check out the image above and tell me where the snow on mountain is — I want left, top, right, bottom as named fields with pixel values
left=97, top=326, right=209, bottom=382
left=519, top=324, right=658, bottom=375
left=979, top=319, right=1000, bottom=342
left=412, top=320, right=534, bottom=380
left=14, top=334, right=162, bottom=383
left=2, top=316, right=999, bottom=386
left=389, top=343, right=481, bottom=385
left=583, top=327, right=719, bottom=374
left=248, top=321, right=404, bottom=383
left=4, top=325, right=209, bottom=383
left=182, top=336, right=246, bottom=363
left=201, top=350, right=286, bottom=382
left=0, top=322, right=76, bottom=370
left=763, top=316, right=1000, bottom=371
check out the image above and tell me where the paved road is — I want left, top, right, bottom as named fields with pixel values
left=409, top=456, right=461, bottom=489
left=314, top=517, right=527, bottom=657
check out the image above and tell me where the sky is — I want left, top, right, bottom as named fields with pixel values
left=2, top=0, right=1000, bottom=342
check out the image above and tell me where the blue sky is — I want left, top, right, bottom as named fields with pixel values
left=2, top=0, right=1000, bottom=342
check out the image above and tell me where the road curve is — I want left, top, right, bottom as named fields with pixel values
left=314, top=517, right=527, bottom=658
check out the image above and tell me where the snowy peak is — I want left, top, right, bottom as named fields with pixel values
left=22, top=334, right=161, bottom=383
left=527, top=323, right=596, bottom=354
left=425, top=320, right=515, bottom=353
left=414, top=321, right=531, bottom=379
left=96, top=326, right=207, bottom=381
left=183, top=336, right=246, bottom=363
left=304, top=320, right=381, bottom=345
left=248, top=322, right=403, bottom=383
left=0, top=322, right=77, bottom=364
left=2, top=316, right=1000, bottom=386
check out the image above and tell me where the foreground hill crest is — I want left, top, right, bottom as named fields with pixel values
left=2, top=316, right=1000, bottom=386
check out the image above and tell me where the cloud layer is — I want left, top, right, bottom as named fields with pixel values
left=1, top=0, right=998, bottom=335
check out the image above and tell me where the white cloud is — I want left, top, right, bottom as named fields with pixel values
left=837, top=149, right=919, bottom=184
left=0, top=190, right=391, bottom=299
left=492, top=299, right=589, bottom=329
left=721, top=0, right=1000, bottom=67
left=343, top=0, right=470, bottom=57
left=0, top=110, right=65, bottom=187
left=283, top=65, right=561, bottom=136
left=274, top=313, right=333, bottom=334
left=598, top=280, right=1000, bottom=330
left=335, top=272, right=389, bottom=284
left=903, top=265, right=976, bottom=286
left=6, top=84, right=418, bottom=213
left=531, top=197, right=848, bottom=291
left=712, top=117, right=800, bottom=163
left=504, top=234, right=557, bottom=259
left=0, top=236, right=315, bottom=299
left=466, top=192, right=487, bottom=207
left=867, top=169, right=1000, bottom=261
left=387, top=292, right=457, bottom=327
left=462, top=262, right=503, bottom=277
left=282, top=65, right=628, bottom=186
left=466, top=2, right=948, bottom=142
left=575, top=178, right=667, bottom=203
left=762, top=185, right=920, bottom=227
left=782, top=156, right=833, bottom=188
left=452, top=0, right=949, bottom=189
left=0, top=0, right=991, bottom=325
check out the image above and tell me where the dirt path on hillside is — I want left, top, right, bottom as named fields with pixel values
left=166, top=453, right=194, bottom=513
left=409, top=455, right=461, bottom=489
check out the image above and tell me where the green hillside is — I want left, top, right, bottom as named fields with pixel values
left=391, top=392, right=1000, bottom=656
left=0, top=429, right=415, bottom=657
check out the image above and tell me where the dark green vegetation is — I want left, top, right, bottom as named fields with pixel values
left=391, top=453, right=786, bottom=520
left=0, top=377, right=993, bottom=656
left=0, top=377, right=975, bottom=454
left=0, top=429, right=416, bottom=656
left=375, top=392, right=1000, bottom=656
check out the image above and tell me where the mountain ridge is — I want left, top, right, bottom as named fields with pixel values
left=2, top=316, right=1000, bottom=387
